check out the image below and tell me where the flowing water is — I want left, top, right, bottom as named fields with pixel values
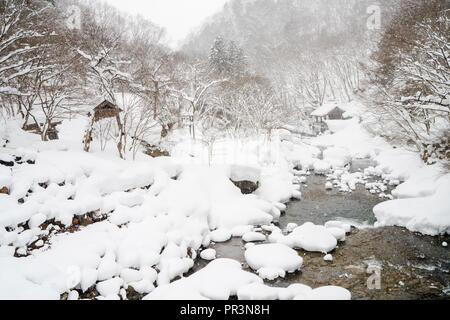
left=192, top=160, right=450, bottom=300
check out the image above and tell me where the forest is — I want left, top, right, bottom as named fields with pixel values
left=1, top=0, right=448, bottom=162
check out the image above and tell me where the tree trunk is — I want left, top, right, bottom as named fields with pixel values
left=83, top=116, right=96, bottom=153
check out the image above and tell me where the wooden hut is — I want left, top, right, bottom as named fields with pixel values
left=93, top=100, right=122, bottom=121
left=311, top=102, right=348, bottom=134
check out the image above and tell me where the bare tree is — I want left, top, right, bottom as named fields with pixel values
left=367, top=0, right=449, bottom=163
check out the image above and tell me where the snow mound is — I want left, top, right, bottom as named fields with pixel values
left=210, top=229, right=232, bottom=243
left=242, top=232, right=266, bottom=242
left=228, top=165, right=261, bottom=184
left=237, top=283, right=279, bottom=300
left=144, top=259, right=262, bottom=300
left=326, top=227, right=346, bottom=242
left=325, top=221, right=352, bottom=233
left=200, top=249, right=216, bottom=261
left=313, top=160, right=332, bottom=175
left=295, top=286, right=352, bottom=300
left=323, top=147, right=351, bottom=168
left=374, top=174, right=450, bottom=236
left=231, top=225, right=254, bottom=237
left=245, top=244, right=303, bottom=280
left=279, top=222, right=338, bottom=253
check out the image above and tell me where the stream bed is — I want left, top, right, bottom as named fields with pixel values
left=192, top=160, right=450, bottom=300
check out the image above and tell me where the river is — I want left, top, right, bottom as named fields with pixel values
left=192, top=159, right=450, bottom=300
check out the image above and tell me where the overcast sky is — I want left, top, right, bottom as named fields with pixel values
left=102, top=0, right=228, bottom=48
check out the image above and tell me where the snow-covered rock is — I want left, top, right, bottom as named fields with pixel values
left=231, top=225, right=254, bottom=237
left=326, top=227, right=346, bottom=242
left=278, top=284, right=313, bottom=300
left=242, top=232, right=266, bottom=243
left=296, top=286, right=351, bottom=300
left=313, top=160, right=332, bottom=175
left=96, top=277, right=123, bottom=298
left=325, top=221, right=352, bottom=234
left=245, top=244, right=303, bottom=280
left=210, top=229, right=232, bottom=243
left=144, top=259, right=262, bottom=300
left=279, top=222, right=338, bottom=253
left=374, top=174, right=450, bottom=236
left=323, top=147, right=351, bottom=169
left=237, top=283, right=279, bottom=300
left=200, top=249, right=216, bottom=261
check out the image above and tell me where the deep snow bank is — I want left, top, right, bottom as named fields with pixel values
left=374, top=174, right=450, bottom=236
left=0, top=118, right=299, bottom=299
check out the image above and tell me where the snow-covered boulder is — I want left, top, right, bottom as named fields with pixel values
left=325, top=221, right=352, bottom=233
left=245, top=244, right=303, bottom=280
left=323, top=147, right=351, bottom=169
left=374, top=174, right=450, bottom=236
left=200, top=249, right=216, bottom=261
left=313, top=160, right=332, bottom=175
left=210, top=229, right=232, bottom=243
left=295, top=286, right=351, bottom=300
left=279, top=222, right=338, bottom=253
left=242, top=232, right=266, bottom=243
left=144, top=259, right=262, bottom=300
left=237, top=283, right=279, bottom=300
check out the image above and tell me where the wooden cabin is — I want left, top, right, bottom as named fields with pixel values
left=311, top=102, right=348, bottom=134
left=93, top=100, right=123, bottom=121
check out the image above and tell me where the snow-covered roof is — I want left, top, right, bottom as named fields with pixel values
left=311, top=100, right=366, bottom=118
left=311, top=102, right=342, bottom=117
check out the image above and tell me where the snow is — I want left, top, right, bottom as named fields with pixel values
left=308, top=120, right=450, bottom=236
left=256, top=166, right=297, bottom=203
left=244, top=244, right=303, bottom=280
left=295, top=286, right=352, bottom=300
left=144, top=259, right=262, bottom=300
left=278, top=284, right=313, bottom=300
left=326, top=227, right=346, bottom=242
left=237, top=283, right=279, bottom=300
left=228, top=164, right=260, bottom=184
left=231, top=225, right=254, bottom=237
left=237, top=282, right=352, bottom=301
left=324, top=254, right=333, bottom=262
left=325, top=221, right=351, bottom=233
left=313, top=160, right=332, bottom=175
left=286, top=223, right=298, bottom=233
left=323, top=147, right=351, bottom=168
left=0, top=113, right=447, bottom=300
left=68, top=290, right=79, bottom=300
left=242, top=232, right=266, bottom=242
left=374, top=174, right=450, bottom=236
left=120, top=268, right=143, bottom=284
left=210, top=229, right=232, bottom=243
left=96, top=277, right=123, bottom=298
left=200, top=249, right=216, bottom=261
left=278, top=222, right=338, bottom=253
left=311, top=102, right=341, bottom=117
